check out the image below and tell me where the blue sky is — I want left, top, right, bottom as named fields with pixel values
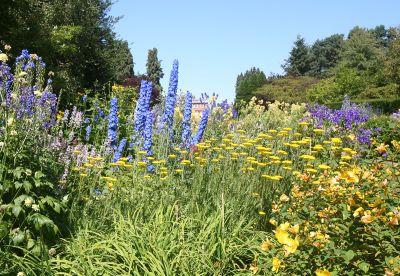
left=110, top=0, right=400, bottom=102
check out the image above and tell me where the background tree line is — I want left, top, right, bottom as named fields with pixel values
left=235, top=25, right=400, bottom=112
left=0, top=0, right=165, bottom=108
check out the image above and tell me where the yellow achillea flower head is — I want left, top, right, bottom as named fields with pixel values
left=180, top=159, right=191, bottom=165
left=341, top=155, right=352, bottom=161
left=313, top=129, right=324, bottom=134
left=306, top=168, right=318, bottom=173
left=313, top=144, right=324, bottom=151
left=318, top=164, right=331, bottom=170
left=300, top=154, right=316, bottom=161
left=331, top=137, right=342, bottom=144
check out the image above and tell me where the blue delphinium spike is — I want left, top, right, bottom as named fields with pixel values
left=107, top=97, right=119, bottom=149
left=85, top=125, right=92, bottom=141
left=192, top=108, right=210, bottom=145
left=181, top=91, right=192, bottom=148
left=143, top=110, right=154, bottom=172
left=133, top=80, right=153, bottom=135
left=162, top=60, right=179, bottom=139
left=113, top=138, right=127, bottom=162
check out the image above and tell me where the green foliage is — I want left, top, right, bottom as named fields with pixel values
left=0, top=116, right=67, bottom=269
left=334, top=66, right=369, bottom=97
left=306, top=77, right=340, bottom=104
left=308, top=34, right=344, bottom=77
left=50, top=206, right=263, bottom=275
left=326, top=98, right=400, bottom=114
left=340, top=26, right=385, bottom=76
left=370, top=25, right=397, bottom=48
left=260, top=160, right=400, bottom=275
left=358, top=83, right=399, bottom=99
left=0, top=0, right=134, bottom=108
left=50, top=25, right=83, bottom=57
left=110, top=40, right=134, bottom=82
left=283, top=36, right=312, bottom=76
left=276, top=25, right=400, bottom=107
left=364, top=116, right=400, bottom=147
left=385, top=37, right=400, bottom=93
left=255, top=76, right=320, bottom=104
left=146, top=48, right=164, bottom=89
left=234, top=67, right=267, bottom=105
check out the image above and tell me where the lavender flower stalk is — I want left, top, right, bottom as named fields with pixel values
left=192, top=108, right=210, bottom=145
left=181, top=91, right=192, bottom=147
left=107, top=97, right=119, bottom=149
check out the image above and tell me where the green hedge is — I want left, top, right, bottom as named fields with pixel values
left=327, top=98, right=400, bottom=114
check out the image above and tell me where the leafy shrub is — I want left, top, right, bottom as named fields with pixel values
left=0, top=51, right=67, bottom=271
left=255, top=76, right=320, bottom=104
left=364, top=116, right=400, bottom=148
left=357, top=83, right=399, bottom=99
left=259, top=161, right=400, bottom=275
left=306, top=77, right=341, bottom=104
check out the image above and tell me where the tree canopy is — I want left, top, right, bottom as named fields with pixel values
left=0, top=0, right=134, bottom=106
left=235, top=24, right=400, bottom=107
left=146, top=48, right=164, bottom=90
left=283, top=36, right=311, bottom=76
left=234, top=67, right=267, bottom=105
